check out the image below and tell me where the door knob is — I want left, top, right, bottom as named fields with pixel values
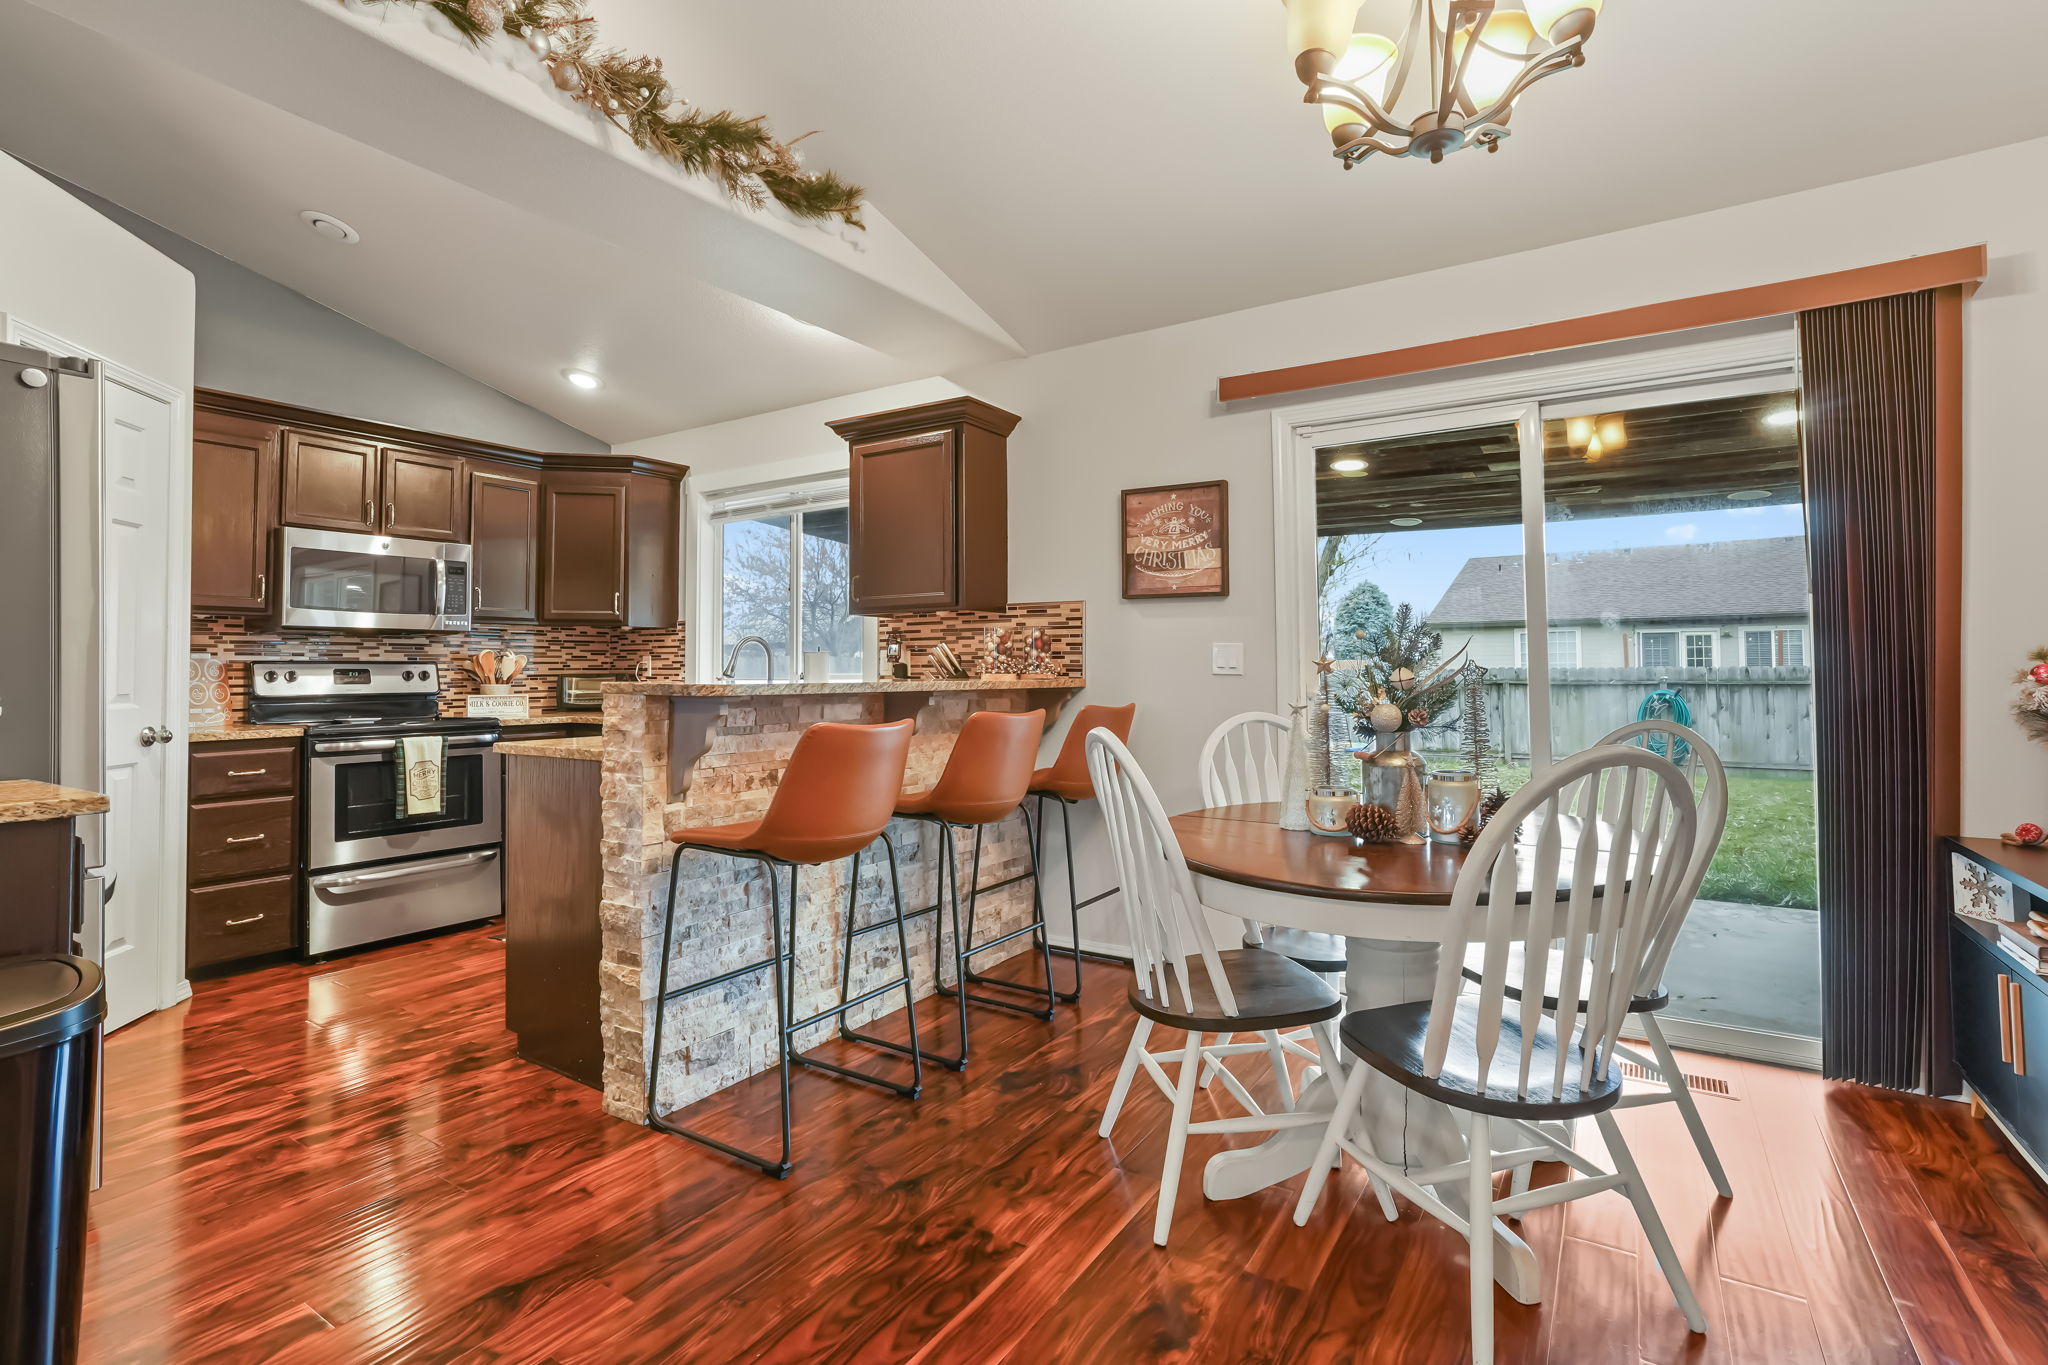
left=139, top=725, right=174, bottom=746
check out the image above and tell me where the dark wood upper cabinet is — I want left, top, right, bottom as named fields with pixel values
left=380, top=447, right=467, bottom=542
left=829, top=397, right=1019, bottom=614
left=194, top=390, right=686, bottom=632
left=191, top=411, right=280, bottom=613
left=281, top=430, right=379, bottom=534
left=541, top=475, right=628, bottom=623
left=538, top=472, right=679, bottom=627
left=469, top=464, right=540, bottom=622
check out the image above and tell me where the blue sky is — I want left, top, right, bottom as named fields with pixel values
left=1325, top=501, right=1808, bottom=620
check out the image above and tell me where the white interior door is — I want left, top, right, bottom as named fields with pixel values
left=97, top=376, right=174, bottom=1032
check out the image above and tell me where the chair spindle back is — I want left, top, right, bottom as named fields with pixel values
left=1432, top=745, right=1697, bottom=1101
left=1086, top=729, right=1236, bottom=1018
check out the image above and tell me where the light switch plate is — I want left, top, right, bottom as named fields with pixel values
left=1211, top=643, right=1244, bottom=676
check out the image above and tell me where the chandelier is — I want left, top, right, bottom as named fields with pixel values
left=1283, top=0, right=1602, bottom=166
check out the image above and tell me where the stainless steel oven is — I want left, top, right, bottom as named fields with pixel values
left=277, top=526, right=472, bottom=632
left=306, top=731, right=502, bottom=870
left=248, top=660, right=504, bottom=956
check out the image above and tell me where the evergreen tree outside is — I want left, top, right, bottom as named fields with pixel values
left=1327, top=579, right=1394, bottom=659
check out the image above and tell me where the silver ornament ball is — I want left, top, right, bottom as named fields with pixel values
left=524, top=30, right=550, bottom=58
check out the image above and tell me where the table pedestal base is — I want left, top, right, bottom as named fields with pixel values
left=1200, top=937, right=1543, bottom=1304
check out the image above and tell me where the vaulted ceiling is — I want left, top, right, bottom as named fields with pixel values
left=3, top=0, right=2043, bottom=442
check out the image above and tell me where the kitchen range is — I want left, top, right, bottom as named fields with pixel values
left=246, top=661, right=503, bottom=955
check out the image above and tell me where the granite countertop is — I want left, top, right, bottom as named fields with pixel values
left=500, top=735, right=604, bottom=761
left=0, top=780, right=110, bottom=823
left=605, top=678, right=1085, bottom=697
left=188, top=714, right=606, bottom=743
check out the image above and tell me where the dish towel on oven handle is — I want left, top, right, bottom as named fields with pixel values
left=397, top=734, right=446, bottom=817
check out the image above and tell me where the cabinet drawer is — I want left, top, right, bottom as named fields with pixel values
left=189, top=797, right=297, bottom=885
left=191, top=744, right=298, bottom=800
left=188, top=875, right=296, bottom=967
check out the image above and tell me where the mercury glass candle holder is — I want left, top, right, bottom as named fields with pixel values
left=1305, top=787, right=1359, bottom=837
left=1427, top=767, right=1481, bottom=845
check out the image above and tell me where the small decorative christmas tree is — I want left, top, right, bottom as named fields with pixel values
left=1458, top=660, right=1495, bottom=786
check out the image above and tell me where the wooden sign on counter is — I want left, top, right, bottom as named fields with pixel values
left=464, top=693, right=532, bottom=720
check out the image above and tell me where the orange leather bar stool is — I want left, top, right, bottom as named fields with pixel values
left=1027, top=702, right=1137, bottom=1002
left=876, top=709, right=1050, bottom=1071
left=646, top=718, right=918, bottom=1179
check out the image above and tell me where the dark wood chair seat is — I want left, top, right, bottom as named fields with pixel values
left=1339, top=996, right=1626, bottom=1121
left=1129, top=948, right=1341, bottom=1032
left=1250, top=926, right=1347, bottom=975
left=1461, top=943, right=1670, bottom=1015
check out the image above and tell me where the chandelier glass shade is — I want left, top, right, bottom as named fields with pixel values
left=1284, top=0, right=1601, bottom=166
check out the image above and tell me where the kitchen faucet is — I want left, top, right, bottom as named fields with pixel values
left=720, top=636, right=775, bottom=682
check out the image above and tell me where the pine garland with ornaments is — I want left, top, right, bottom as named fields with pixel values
left=2015, top=646, right=2048, bottom=746
left=348, top=0, right=865, bottom=226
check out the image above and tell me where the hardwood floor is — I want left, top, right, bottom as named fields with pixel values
left=83, top=924, right=2048, bottom=1364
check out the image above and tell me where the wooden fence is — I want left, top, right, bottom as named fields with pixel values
left=1408, top=667, right=1815, bottom=773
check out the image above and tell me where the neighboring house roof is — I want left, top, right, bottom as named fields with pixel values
left=1426, top=536, right=1809, bottom=627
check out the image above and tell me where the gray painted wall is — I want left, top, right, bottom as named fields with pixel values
left=44, top=172, right=605, bottom=453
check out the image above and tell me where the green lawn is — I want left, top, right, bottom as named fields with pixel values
left=1400, top=757, right=1818, bottom=911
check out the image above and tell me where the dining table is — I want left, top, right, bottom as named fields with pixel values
left=1166, top=799, right=1599, bottom=1305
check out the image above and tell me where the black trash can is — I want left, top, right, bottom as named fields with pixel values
left=0, top=956, right=103, bottom=1365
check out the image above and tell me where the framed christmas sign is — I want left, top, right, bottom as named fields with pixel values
left=1121, top=480, right=1229, bottom=599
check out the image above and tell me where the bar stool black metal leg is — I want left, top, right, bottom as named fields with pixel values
left=646, top=847, right=795, bottom=1179
left=911, top=820, right=970, bottom=1072
left=828, top=839, right=929, bottom=1093
left=1052, top=795, right=1084, bottom=1002
left=962, top=808, right=1057, bottom=1019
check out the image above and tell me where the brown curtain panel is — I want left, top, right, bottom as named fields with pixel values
left=1799, top=289, right=1954, bottom=1091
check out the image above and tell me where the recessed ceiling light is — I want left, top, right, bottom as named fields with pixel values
left=1329, top=456, right=1367, bottom=473
left=1763, top=407, right=1799, bottom=428
left=1390, top=516, right=1424, bottom=527
left=1726, top=488, right=1773, bottom=501
left=299, top=210, right=360, bottom=245
left=562, top=369, right=603, bottom=391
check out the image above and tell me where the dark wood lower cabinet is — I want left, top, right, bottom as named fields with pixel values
left=188, top=739, right=301, bottom=971
left=502, top=752, right=601, bottom=1087
left=187, top=876, right=296, bottom=968
left=0, top=816, right=82, bottom=959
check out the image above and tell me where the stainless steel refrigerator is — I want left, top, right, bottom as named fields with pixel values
left=0, top=340, right=107, bottom=941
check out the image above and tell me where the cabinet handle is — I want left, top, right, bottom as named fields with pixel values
left=225, top=768, right=268, bottom=777
left=224, top=914, right=266, bottom=927
left=224, top=833, right=267, bottom=845
left=2000, top=973, right=2014, bottom=1063
left=365, top=498, right=374, bottom=524
left=257, top=572, right=266, bottom=600
left=474, top=585, right=482, bottom=608
left=387, top=501, right=396, bottom=526
left=614, top=591, right=622, bottom=615
left=2015, top=980, right=2029, bottom=1077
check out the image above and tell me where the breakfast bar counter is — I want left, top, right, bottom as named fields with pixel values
left=594, top=678, right=1084, bottom=1123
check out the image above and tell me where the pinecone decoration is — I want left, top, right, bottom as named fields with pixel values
left=1478, top=785, right=1510, bottom=822
left=1346, top=802, right=1402, bottom=844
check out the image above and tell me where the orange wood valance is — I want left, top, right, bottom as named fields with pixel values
left=1217, top=244, right=1988, bottom=403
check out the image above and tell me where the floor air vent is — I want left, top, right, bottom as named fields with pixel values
left=1619, top=1058, right=1734, bottom=1097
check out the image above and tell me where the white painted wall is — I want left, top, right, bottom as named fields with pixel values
left=623, top=134, right=2048, bottom=950
left=0, top=151, right=194, bottom=385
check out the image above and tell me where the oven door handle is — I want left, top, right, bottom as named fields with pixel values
left=311, top=847, right=499, bottom=893
left=310, top=737, right=499, bottom=756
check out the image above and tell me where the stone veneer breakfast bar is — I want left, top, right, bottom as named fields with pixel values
left=596, top=678, right=1084, bottom=1123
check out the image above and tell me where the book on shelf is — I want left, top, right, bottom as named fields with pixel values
left=1994, top=919, right=2048, bottom=974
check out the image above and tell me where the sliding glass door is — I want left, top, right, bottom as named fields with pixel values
left=1303, top=367, right=1819, bottom=1062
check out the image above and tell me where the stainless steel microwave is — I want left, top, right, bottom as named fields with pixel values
left=276, top=526, right=472, bottom=633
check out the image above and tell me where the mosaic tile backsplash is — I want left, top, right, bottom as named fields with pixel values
left=190, top=616, right=686, bottom=725
left=873, top=601, right=1084, bottom=678
left=190, top=600, right=1081, bottom=725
